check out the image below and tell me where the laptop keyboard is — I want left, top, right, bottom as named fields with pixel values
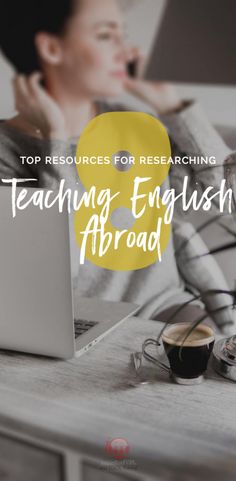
left=74, top=319, right=98, bottom=339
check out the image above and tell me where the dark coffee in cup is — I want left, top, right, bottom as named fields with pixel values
left=162, top=323, right=215, bottom=384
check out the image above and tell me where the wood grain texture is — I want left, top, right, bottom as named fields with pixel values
left=0, top=317, right=235, bottom=481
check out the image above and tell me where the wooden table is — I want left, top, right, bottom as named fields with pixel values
left=0, top=316, right=235, bottom=481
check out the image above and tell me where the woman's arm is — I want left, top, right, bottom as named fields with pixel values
left=124, top=78, right=234, bottom=208
left=0, top=148, right=32, bottom=185
left=160, top=100, right=232, bottom=193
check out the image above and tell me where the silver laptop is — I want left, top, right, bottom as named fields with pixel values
left=0, top=187, right=138, bottom=359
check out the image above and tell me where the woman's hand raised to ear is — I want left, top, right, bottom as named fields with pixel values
left=124, top=49, right=183, bottom=116
left=12, top=72, right=67, bottom=140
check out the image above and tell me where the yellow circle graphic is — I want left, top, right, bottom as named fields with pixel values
left=74, top=112, right=171, bottom=270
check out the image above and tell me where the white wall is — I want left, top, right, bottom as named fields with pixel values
left=176, top=84, right=236, bottom=128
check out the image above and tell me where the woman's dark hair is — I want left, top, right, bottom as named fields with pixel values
left=0, top=0, right=76, bottom=74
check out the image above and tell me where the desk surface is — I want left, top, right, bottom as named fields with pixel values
left=0, top=316, right=235, bottom=480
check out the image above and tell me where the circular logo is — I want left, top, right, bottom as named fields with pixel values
left=105, top=437, right=130, bottom=460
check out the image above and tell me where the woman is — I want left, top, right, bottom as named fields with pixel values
left=0, top=0, right=234, bottom=332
